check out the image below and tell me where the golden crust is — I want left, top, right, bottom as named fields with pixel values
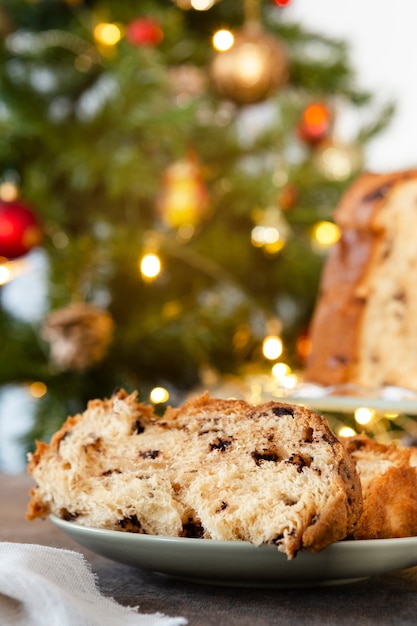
left=304, top=168, right=417, bottom=389
left=343, top=434, right=417, bottom=539
left=26, top=485, right=50, bottom=521
left=354, top=466, right=417, bottom=539
left=344, top=433, right=413, bottom=464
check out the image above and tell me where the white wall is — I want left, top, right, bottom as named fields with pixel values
left=285, top=0, right=417, bottom=172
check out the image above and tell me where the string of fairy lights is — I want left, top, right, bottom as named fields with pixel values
left=0, top=0, right=354, bottom=412
left=3, top=0, right=411, bottom=446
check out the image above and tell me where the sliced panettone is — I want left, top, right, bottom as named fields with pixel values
left=27, top=389, right=362, bottom=559
left=343, top=433, right=417, bottom=539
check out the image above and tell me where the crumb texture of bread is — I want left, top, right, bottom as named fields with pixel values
left=343, top=433, right=417, bottom=539
left=304, top=169, right=417, bottom=391
left=27, top=389, right=362, bottom=559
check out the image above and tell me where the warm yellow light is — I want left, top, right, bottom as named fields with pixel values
left=385, top=412, right=399, bottom=420
left=271, top=362, right=291, bottom=378
left=0, top=257, right=28, bottom=285
left=0, top=181, right=19, bottom=201
left=150, top=386, right=170, bottom=403
left=251, top=226, right=287, bottom=254
left=234, top=43, right=264, bottom=84
left=355, top=407, right=375, bottom=426
left=262, top=335, right=283, bottom=360
left=318, top=143, right=361, bottom=181
left=338, top=426, right=356, bottom=438
left=0, top=264, right=11, bottom=285
left=279, top=373, right=299, bottom=390
left=251, top=226, right=279, bottom=245
left=140, top=253, right=161, bottom=279
left=212, top=29, right=234, bottom=52
left=191, top=0, right=215, bottom=9
left=312, top=221, right=340, bottom=247
left=29, top=381, right=47, bottom=398
left=251, top=226, right=264, bottom=247
left=94, top=23, right=122, bottom=46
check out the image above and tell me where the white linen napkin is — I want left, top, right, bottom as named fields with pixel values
left=0, top=542, right=187, bottom=626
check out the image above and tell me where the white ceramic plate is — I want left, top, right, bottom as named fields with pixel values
left=50, top=515, right=417, bottom=588
left=281, top=395, right=417, bottom=415
left=243, top=376, right=417, bottom=414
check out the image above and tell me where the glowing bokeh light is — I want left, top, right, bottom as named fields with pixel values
left=94, top=23, right=122, bottom=46
left=150, top=386, right=170, bottom=403
left=140, top=253, right=161, bottom=279
left=262, top=335, right=283, bottom=360
left=212, top=29, right=234, bottom=52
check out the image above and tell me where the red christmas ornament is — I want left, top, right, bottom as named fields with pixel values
left=0, top=199, right=42, bottom=260
left=125, top=17, right=164, bottom=47
left=297, top=102, right=332, bottom=145
left=273, top=0, right=293, bottom=6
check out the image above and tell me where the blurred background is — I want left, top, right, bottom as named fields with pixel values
left=287, top=0, right=417, bottom=172
left=0, top=0, right=415, bottom=472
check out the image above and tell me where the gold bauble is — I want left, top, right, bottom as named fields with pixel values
left=158, top=155, right=210, bottom=228
left=210, top=24, right=288, bottom=105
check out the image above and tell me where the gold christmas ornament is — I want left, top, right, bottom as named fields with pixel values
left=42, top=302, right=114, bottom=371
left=210, top=22, right=288, bottom=105
left=158, top=154, right=210, bottom=228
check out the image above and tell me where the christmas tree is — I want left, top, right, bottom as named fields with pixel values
left=0, top=0, right=393, bottom=445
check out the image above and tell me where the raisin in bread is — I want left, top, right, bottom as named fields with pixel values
left=343, top=433, right=417, bottom=539
left=27, top=389, right=362, bottom=559
left=305, top=169, right=417, bottom=391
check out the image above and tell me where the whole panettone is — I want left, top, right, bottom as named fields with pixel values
left=27, top=390, right=362, bottom=560
left=305, top=169, right=417, bottom=391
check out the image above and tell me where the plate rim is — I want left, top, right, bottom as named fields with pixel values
left=49, top=514, right=417, bottom=587
left=49, top=513, right=417, bottom=550
left=273, top=394, right=417, bottom=414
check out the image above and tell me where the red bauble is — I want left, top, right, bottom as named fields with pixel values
left=0, top=199, right=42, bottom=260
left=125, top=18, right=164, bottom=47
left=273, top=0, right=293, bottom=6
left=297, top=102, right=332, bottom=145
